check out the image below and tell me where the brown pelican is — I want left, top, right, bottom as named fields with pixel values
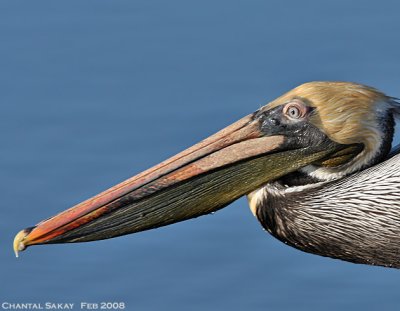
left=14, top=81, right=400, bottom=268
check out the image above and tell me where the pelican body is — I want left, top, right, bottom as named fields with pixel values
left=14, top=82, right=400, bottom=268
left=250, top=151, right=400, bottom=267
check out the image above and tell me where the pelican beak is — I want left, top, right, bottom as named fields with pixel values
left=14, top=111, right=349, bottom=255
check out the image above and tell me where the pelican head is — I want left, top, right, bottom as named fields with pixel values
left=14, top=81, right=400, bottom=267
left=266, top=82, right=395, bottom=179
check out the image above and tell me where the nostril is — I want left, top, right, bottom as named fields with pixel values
left=262, top=118, right=281, bottom=128
left=270, top=118, right=280, bottom=126
left=262, top=117, right=280, bottom=129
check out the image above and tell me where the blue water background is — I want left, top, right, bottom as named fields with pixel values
left=1, top=1, right=400, bottom=310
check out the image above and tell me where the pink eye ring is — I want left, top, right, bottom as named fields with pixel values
left=283, top=100, right=307, bottom=119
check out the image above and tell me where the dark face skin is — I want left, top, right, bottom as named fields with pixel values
left=255, top=99, right=330, bottom=150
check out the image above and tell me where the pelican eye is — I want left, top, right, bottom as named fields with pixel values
left=283, top=100, right=307, bottom=120
left=288, top=106, right=300, bottom=118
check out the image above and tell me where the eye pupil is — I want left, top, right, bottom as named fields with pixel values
left=288, top=107, right=300, bottom=118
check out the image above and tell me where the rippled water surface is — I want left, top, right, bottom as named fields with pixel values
left=2, top=1, right=400, bottom=310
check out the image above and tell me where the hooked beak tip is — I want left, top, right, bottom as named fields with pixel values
left=13, top=227, right=34, bottom=258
